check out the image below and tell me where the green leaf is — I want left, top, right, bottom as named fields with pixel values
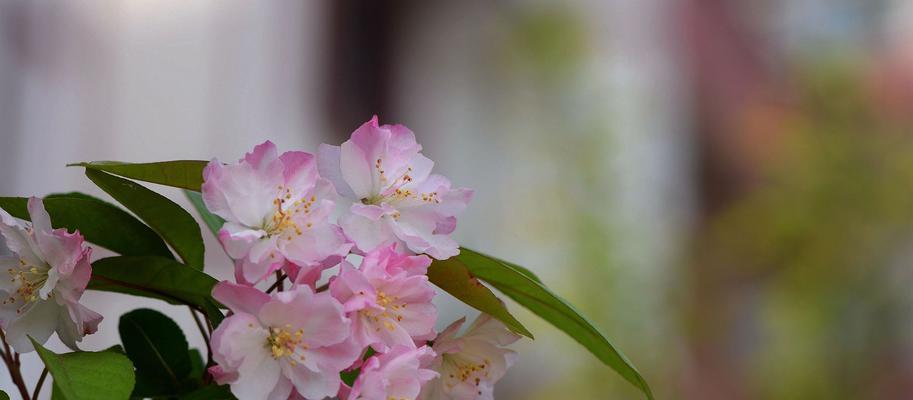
left=188, top=349, right=205, bottom=380
left=185, top=190, right=224, bottom=236
left=201, top=298, right=226, bottom=328
left=428, top=258, right=533, bottom=339
left=448, top=247, right=654, bottom=399
left=85, top=169, right=205, bottom=269
left=119, top=309, right=193, bottom=396
left=0, top=389, right=8, bottom=400
left=89, top=256, right=218, bottom=310
left=178, top=385, right=235, bottom=400
left=69, top=160, right=209, bottom=191
left=0, top=195, right=172, bottom=258
left=30, top=337, right=136, bottom=400
left=51, top=384, right=64, bottom=400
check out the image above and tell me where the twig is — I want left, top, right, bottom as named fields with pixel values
left=275, top=270, right=285, bottom=292
left=0, top=330, right=30, bottom=400
left=266, top=273, right=287, bottom=294
left=31, top=367, right=48, bottom=400
left=188, top=307, right=213, bottom=368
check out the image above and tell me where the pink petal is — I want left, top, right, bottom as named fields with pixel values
left=212, top=281, right=270, bottom=316
left=278, top=151, right=319, bottom=200
left=329, top=263, right=377, bottom=313
left=258, top=286, right=350, bottom=347
left=218, top=223, right=266, bottom=260
left=243, top=140, right=279, bottom=169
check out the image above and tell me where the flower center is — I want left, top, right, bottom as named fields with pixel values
left=360, top=290, right=406, bottom=332
left=361, top=158, right=440, bottom=207
left=265, top=324, right=309, bottom=366
left=3, top=259, right=50, bottom=311
left=263, top=185, right=317, bottom=238
left=442, top=355, right=492, bottom=389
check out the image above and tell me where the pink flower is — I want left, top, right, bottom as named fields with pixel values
left=203, top=141, right=352, bottom=285
left=209, top=281, right=362, bottom=400
left=318, top=116, right=473, bottom=260
left=418, top=314, right=521, bottom=400
left=329, top=246, right=437, bottom=352
left=345, top=345, right=438, bottom=400
left=0, top=197, right=102, bottom=353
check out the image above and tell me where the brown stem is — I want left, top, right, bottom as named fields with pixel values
left=31, top=367, right=48, bottom=400
left=276, top=270, right=285, bottom=292
left=0, top=330, right=30, bottom=400
left=266, top=273, right=287, bottom=294
left=189, top=307, right=213, bottom=368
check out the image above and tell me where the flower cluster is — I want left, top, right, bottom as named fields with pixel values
left=203, top=117, right=520, bottom=400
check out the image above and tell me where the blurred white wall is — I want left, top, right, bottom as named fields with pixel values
left=0, top=1, right=329, bottom=396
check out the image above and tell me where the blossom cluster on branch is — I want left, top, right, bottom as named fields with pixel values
left=0, top=117, right=521, bottom=400
left=203, top=117, right=519, bottom=400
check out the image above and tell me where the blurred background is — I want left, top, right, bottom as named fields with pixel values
left=2, top=1, right=913, bottom=399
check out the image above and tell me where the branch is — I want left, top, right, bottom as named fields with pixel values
left=0, top=330, right=30, bottom=400
left=188, top=307, right=213, bottom=369
left=266, top=273, right=287, bottom=294
left=31, top=367, right=48, bottom=400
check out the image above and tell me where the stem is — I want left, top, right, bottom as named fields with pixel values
left=275, top=270, right=285, bottom=292
left=189, top=307, right=213, bottom=368
left=0, top=330, right=30, bottom=400
left=31, top=368, right=48, bottom=400
left=266, top=273, right=287, bottom=294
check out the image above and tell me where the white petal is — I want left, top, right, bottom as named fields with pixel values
left=317, top=144, right=358, bottom=199
left=5, top=299, right=60, bottom=353
left=339, top=213, right=396, bottom=254
left=0, top=212, right=44, bottom=267
left=340, top=140, right=375, bottom=200
left=26, top=197, right=52, bottom=234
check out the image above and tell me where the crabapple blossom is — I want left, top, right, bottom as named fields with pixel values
left=0, top=197, right=102, bottom=352
left=418, top=314, right=521, bottom=400
left=202, top=141, right=352, bottom=284
left=329, top=245, right=437, bottom=352
left=344, top=345, right=438, bottom=400
left=209, top=281, right=361, bottom=400
left=317, top=116, right=473, bottom=260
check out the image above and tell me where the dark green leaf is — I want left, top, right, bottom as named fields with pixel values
left=202, top=298, right=225, bottom=328
left=86, top=169, right=204, bottom=269
left=0, top=195, right=172, bottom=258
left=120, top=309, right=193, bottom=396
left=188, top=349, right=205, bottom=380
left=30, top=337, right=136, bottom=400
left=0, top=389, right=8, bottom=400
left=428, top=258, right=533, bottom=339
left=89, top=256, right=218, bottom=309
left=178, top=385, right=235, bottom=400
left=185, top=190, right=224, bottom=236
left=69, top=160, right=209, bottom=191
left=51, top=384, right=64, bottom=400
left=449, top=247, right=654, bottom=399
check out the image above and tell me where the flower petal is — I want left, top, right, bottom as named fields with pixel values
left=5, top=299, right=60, bottom=353
left=212, top=281, right=271, bottom=316
left=317, top=144, right=358, bottom=199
